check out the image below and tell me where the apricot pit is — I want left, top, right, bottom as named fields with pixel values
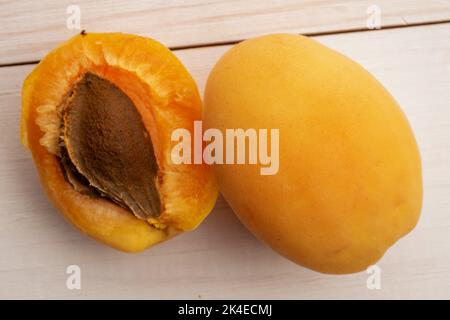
left=61, top=72, right=161, bottom=219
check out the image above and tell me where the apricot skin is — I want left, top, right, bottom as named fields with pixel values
left=21, top=33, right=218, bottom=252
left=204, top=34, right=422, bottom=274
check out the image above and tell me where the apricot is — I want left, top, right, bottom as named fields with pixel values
left=204, top=34, right=422, bottom=274
left=21, top=32, right=218, bottom=252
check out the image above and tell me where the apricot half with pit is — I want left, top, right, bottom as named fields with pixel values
left=21, top=32, right=218, bottom=252
left=204, top=34, right=422, bottom=274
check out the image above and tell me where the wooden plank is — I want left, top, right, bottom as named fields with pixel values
left=0, top=23, right=450, bottom=298
left=1, top=0, right=450, bottom=65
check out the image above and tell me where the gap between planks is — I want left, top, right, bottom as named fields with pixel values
left=1, top=19, right=450, bottom=68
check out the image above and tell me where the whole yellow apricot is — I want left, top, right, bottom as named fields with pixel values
left=204, top=34, right=422, bottom=274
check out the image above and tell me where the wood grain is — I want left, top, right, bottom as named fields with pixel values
left=0, top=23, right=450, bottom=299
left=1, top=0, right=450, bottom=65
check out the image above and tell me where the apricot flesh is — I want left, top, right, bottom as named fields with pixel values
left=204, top=34, right=422, bottom=274
left=21, top=32, right=218, bottom=252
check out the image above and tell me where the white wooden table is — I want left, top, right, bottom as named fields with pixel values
left=1, top=0, right=450, bottom=299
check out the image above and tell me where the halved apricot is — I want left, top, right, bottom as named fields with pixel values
left=21, top=32, right=218, bottom=252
